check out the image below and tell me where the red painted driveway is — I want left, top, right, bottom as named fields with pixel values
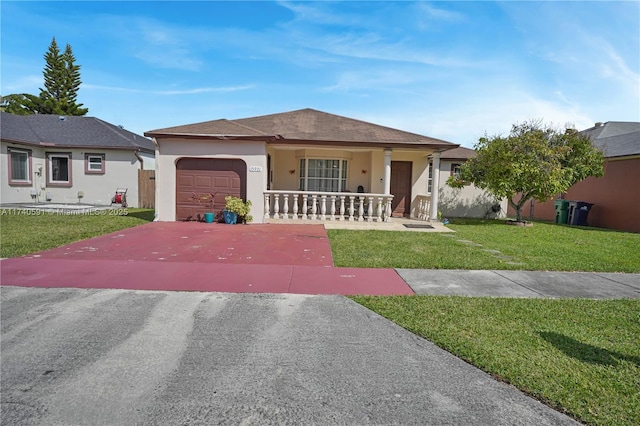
left=1, top=222, right=414, bottom=296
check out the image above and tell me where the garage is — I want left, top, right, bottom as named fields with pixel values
left=176, top=158, right=247, bottom=221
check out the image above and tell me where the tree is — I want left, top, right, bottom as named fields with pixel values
left=2, top=37, right=88, bottom=116
left=448, top=120, right=604, bottom=223
left=2, top=94, right=29, bottom=114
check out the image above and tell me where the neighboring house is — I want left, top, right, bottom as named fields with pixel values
left=146, top=108, right=500, bottom=223
left=507, top=121, right=640, bottom=232
left=434, top=147, right=508, bottom=219
left=1, top=112, right=155, bottom=208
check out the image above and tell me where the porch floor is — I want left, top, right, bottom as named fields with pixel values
left=266, top=217, right=454, bottom=232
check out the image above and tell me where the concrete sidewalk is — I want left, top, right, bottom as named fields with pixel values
left=398, top=269, right=640, bottom=299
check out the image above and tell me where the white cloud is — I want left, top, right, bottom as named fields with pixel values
left=2, top=75, right=42, bottom=93
left=83, top=84, right=254, bottom=96
left=416, top=3, right=466, bottom=23
left=594, top=40, right=640, bottom=98
left=359, top=87, right=596, bottom=148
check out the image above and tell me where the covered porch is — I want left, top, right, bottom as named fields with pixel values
left=263, top=146, right=445, bottom=224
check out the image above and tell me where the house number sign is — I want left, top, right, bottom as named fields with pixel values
left=249, top=166, right=263, bottom=172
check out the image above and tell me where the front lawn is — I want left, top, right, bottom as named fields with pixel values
left=329, top=219, right=640, bottom=272
left=350, top=296, right=640, bottom=426
left=0, top=208, right=155, bottom=258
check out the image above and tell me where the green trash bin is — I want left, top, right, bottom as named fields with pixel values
left=554, top=199, right=569, bottom=224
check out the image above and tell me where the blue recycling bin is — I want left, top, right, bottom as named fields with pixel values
left=567, top=201, right=593, bottom=226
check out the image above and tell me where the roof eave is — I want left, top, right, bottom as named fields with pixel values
left=268, top=139, right=458, bottom=150
left=1, top=138, right=150, bottom=152
left=147, top=133, right=457, bottom=150
left=144, top=132, right=276, bottom=141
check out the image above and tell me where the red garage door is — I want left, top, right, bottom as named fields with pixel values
left=176, top=158, right=246, bottom=221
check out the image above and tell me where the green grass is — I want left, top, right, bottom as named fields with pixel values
left=0, top=208, right=155, bottom=258
left=329, top=218, right=640, bottom=272
left=350, top=295, right=640, bottom=426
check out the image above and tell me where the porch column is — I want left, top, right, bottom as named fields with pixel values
left=429, top=152, right=441, bottom=221
left=383, top=149, right=392, bottom=195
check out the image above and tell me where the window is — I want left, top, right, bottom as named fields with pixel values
left=299, top=158, right=347, bottom=192
left=451, top=163, right=462, bottom=179
left=427, top=160, right=433, bottom=193
left=47, top=153, right=72, bottom=187
left=85, top=153, right=105, bottom=174
left=8, top=148, right=31, bottom=185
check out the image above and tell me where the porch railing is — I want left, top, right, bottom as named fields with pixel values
left=415, top=194, right=432, bottom=221
left=264, top=191, right=394, bottom=222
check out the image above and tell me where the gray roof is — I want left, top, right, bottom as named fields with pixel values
left=439, top=146, right=476, bottom=160
left=1, top=112, right=154, bottom=152
left=146, top=108, right=458, bottom=150
left=580, top=121, right=640, bottom=158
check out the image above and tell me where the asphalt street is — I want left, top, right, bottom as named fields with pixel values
left=1, top=286, right=579, bottom=425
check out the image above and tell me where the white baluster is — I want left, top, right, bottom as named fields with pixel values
left=348, top=196, right=355, bottom=221
left=292, top=194, right=299, bottom=220
left=330, top=195, right=337, bottom=220
left=386, top=196, right=393, bottom=222
left=311, top=194, right=318, bottom=220
left=339, top=196, right=346, bottom=221
left=376, top=197, right=383, bottom=221
left=320, top=195, right=327, bottom=220
left=302, top=194, right=308, bottom=220
left=282, top=194, right=289, bottom=219
left=367, top=196, right=374, bottom=221
left=358, top=197, right=364, bottom=221
left=264, top=194, right=271, bottom=219
left=273, top=194, right=280, bottom=219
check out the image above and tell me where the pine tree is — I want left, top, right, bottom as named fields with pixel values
left=60, top=43, right=85, bottom=115
left=39, top=37, right=88, bottom=115
left=41, top=37, right=64, bottom=106
left=2, top=37, right=88, bottom=116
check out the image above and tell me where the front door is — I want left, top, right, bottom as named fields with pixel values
left=390, top=161, right=412, bottom=217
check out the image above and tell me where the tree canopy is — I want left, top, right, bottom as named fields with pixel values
left=2, top=37, right=88, bottom=116
left=448, top=120, right=604, bottom=223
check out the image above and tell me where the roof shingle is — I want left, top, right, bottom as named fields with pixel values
left=1, top=112, right=154, bottom=152
left=146, top=108, right=457, bottom=149
left=580, top=121, right=640, bottom=158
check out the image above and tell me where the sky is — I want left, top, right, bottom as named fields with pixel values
left=1, top=1, right=639, bottom=148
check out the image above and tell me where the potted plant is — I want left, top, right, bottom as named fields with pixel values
left=189, top=192, right=216, bottom=223
left=224, top=196, right=252, bottom=224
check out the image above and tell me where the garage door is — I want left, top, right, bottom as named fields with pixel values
left=176, top=158, right=247, bottom=221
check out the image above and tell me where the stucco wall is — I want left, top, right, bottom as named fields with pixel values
left=269, top=149, right=298, bottom=190
left=139, top=151, right=156, bottom=171
left=155, top=138, right=267, bottom=222
left=507, top=157, right=640, bottom=232
left=1, top=143, right=143, bottom=207
left=438, top=159, right=507, bottom=218
left=347, top=151, right=372, bottom=193
left=268, top=148, right=373, bottom=193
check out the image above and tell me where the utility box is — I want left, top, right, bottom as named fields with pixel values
left=554, top=199, right=569, bottom=224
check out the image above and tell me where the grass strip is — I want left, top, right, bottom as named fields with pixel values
left=329, top=219, right=640, bottom=272
left=0, top=209, right=155, bottom=258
